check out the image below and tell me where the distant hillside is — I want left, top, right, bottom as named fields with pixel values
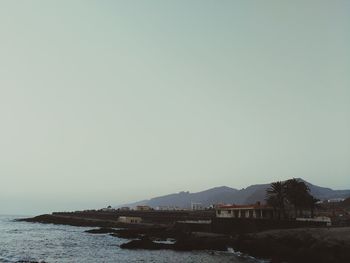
left=300, top=179, right=350, bottom=200
left=119, top=179, right=350, bottom=209
left=121, top=186, right=238, bottom=209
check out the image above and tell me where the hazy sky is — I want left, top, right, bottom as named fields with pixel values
left=0, top=0, right=349, bottom=215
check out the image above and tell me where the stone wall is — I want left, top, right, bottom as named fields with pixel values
left=212, top=218, right=328, bottom=234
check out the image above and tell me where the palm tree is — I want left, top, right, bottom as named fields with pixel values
left=266, top=179, right=318, bottom=219
left=266, top=181, right=286, bottom=219
left=285, top=178, right=310, bottom=217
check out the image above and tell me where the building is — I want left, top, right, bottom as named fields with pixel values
left=216, top=203, right=274, bottom=219
left=136, top=205, right=152, bottom=211
left=119, top=207, right=130, bottom=211
left=101, top=206, right=115, bottom=212
left=327, top=198, right=345, bottom=203
left=191, top=202, right=203, bottom=211
left=118, top=216, right=142, bottom=224
left=155, top=206, right=181, bottom=211
left=296, top=216, right=332, bottom=226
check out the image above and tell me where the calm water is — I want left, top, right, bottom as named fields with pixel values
left=0, top=215, right=264, bottom=263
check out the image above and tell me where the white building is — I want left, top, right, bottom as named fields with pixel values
left=191, top=202, right=203, bottom=211
left=327, top=198, right=345, bottom=203
left=296, top=216, right=332, bottom=226
left=216, top=204, right=274, bottom=219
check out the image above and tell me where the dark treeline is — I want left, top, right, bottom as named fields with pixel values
left=266, top=178, right=318, bottom=219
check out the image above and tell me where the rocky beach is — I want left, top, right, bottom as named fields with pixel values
left=17, top=211, right=350, bottom=263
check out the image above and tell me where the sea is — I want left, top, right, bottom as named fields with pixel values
left=0, top=215, right=265, bottom=263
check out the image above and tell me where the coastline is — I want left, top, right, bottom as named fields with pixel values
left=17, top=212, right=350, bottom=263
left=234, top=227, right=350, bottom=263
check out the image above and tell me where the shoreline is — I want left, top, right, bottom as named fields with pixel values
left=17, top=212, right=350, bottom=263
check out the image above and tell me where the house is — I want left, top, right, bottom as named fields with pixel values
left=118, top=216, right=142, bottom=224
left=136, top=205, right=152, bottom=211
left=216, top=203, right=274, bottom=219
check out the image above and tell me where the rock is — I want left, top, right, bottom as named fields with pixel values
left=120, top=236, right=173, bottom=250
left=17, top=214, right=117, bottom=228
left=120, top=233, right=232, bottom=251
left=110, top=231, right=141, bottom=239
left=85, top=227, right=118, bottom=234
left=110, top=226, right=171, bottom=239
left=233, top=228, right=350, bottom=263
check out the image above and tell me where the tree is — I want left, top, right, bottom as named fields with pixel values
left=266, top=181, right=287, bottom=219
left=266, top=178, right=318, bottom=219
left=285, top=178, right=313, bottom=217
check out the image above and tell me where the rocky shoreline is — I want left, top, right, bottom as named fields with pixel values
left=84, top=225, right=350, bottom=263
left=18, top=213, right=350, bottom=263
left=235, top=227, right=350, bottom=263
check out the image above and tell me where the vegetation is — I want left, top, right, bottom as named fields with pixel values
left=266, top=178, right=318, bottom=218
left=266, top=181, right=286, bottom=219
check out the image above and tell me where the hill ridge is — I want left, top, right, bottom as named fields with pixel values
left=119, top=179, right=350, bottom=209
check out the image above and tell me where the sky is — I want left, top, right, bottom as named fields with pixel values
left=0, top=0, right=349, bottom=215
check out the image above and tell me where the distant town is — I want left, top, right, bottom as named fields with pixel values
left=95, top=196, right=347, bottom=226
left=83, top=178, right=350, bottom=228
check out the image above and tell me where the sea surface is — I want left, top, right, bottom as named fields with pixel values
left=0, top=215, right=264, bottom=263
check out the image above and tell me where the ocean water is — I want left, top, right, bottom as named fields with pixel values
left=0, top=215, right=263, bottom=263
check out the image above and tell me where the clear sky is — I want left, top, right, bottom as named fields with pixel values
left=0, top=0, right=349, bottom=215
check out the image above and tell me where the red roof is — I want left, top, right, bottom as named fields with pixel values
left=218, top=204, right=272, bottom=209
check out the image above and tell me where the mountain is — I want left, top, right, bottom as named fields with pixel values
left=122, top=186, right=238, bottom=209
left=119, top=179, right=350, bottom=209
left=299, top=179, right=350, bottom=200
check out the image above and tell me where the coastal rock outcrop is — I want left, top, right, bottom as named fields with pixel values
left=110, top=226, right=172, bottom=239
left=85, top=227, right=119, bottom=234
left=120, top=232, right=231, bottom=251
left=234, top=228, right=350, bottom=263
left=120, top=236, right=173, bottom=250
left=17, top=214, right=118, bottom=228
